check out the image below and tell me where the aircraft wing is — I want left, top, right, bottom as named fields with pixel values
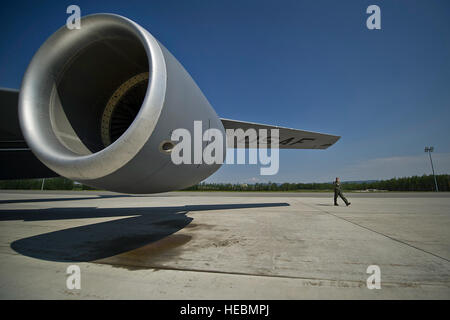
left=0, top=88, right=57, bottom=179
left=220, top=118, right=340, bottom=149
left=0, top=87, right=339, bottom=180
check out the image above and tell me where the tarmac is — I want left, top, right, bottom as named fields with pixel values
left=0, top=190, right=449, bottom=299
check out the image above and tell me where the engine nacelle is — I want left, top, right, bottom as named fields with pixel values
left=19, top=14, right=225, bottom=193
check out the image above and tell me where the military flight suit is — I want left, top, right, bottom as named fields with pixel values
left=334, top=181, right=350, bottom=206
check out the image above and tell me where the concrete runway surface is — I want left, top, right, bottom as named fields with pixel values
left=0, top=190, right=449, bottom=299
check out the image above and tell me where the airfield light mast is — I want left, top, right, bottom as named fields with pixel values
left=424, top=146, right=438, bottom=192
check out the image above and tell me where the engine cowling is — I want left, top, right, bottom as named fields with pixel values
left=19, top=14, right=225, bottom=193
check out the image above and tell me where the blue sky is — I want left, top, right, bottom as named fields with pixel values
left=1, top=0, right=449, bottom=183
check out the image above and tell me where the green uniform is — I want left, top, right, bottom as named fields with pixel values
left=334, top=181, right=349, bottom=205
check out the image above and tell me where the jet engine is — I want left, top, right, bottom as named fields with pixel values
left=18, top=14, right=225, bottom=193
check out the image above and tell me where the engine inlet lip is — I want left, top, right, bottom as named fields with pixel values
left=18, top=14, right=167, bottom=181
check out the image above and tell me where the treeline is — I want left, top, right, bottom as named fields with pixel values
left=0, top=174, right=448, bottom=192
left=0, top=178, right=97, bottom=191
left=184, top=174, right=450, bottom=192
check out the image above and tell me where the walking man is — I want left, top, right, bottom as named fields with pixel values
left=334, top=177, right=351, bottom=206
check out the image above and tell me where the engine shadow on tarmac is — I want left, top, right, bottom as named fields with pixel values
left=1, top=202, right=289, bottom=262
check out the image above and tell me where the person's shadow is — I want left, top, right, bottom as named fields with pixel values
left=1, top=202, right=289, bottom=262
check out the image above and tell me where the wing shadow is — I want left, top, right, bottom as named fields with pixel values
left=0, top=194, right=131, bottom=205
left=2, top=202, right=289, bottom=262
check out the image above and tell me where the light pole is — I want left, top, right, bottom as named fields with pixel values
left=424, top=146, right=438, bottom=192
